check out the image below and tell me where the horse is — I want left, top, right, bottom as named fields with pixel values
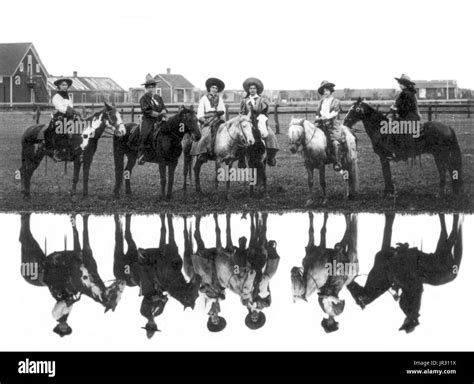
left=347, top=213, right=463, bottom=333
left=183, top=114, right=255, bottom=199
left=113, top=106, right=201, bottom=199
left=288, top=118, right=359, bottom=206
left=291, top=212, right=358, bottom=333
left=20, top=102, right=126, bottom=198
left=343, top=98, right=463, bottom=197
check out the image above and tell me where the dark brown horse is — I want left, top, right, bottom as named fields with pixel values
left=113, top=106, right=201, bottom=199
left=20, top=102, right=126, bottom=198
left=343, top=98, right=463, bottom=197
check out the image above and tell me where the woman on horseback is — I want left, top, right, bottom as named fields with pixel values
left=314, top=80, right=343, bottom=171
left=240, top=77, right=279, bottom=166
left=196, top=77, right=226, bottom=158
left=137, top=77, right=168, bottom=165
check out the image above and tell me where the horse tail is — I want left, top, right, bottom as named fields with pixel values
left=446, top=129, right=463, bottom=194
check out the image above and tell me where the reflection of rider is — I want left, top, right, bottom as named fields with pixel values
left=45, top=78, right=81, bottom=161
left=239, top=77, right=279, bottom=167
left=197, top=78, right=226, bottom=158
left=314, top=80, right=343, bottom=171
left=137, top=77, right=168, bottom=165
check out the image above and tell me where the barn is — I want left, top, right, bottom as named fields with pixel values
left=0, top=42, right=49, bottom=105
left=47, top=72, right=127, bottom=104
left=154, top=69, right=199, bottom=103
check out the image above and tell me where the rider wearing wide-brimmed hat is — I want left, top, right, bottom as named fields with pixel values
left=44, top=77, right=81, bottom=161
left=314, top=80, right=343, bottom=171
left=239, top=77, right=279, bottom=167
left=194, top=77, right=227, bottom=159
left=137, top=76, right=168, bottom=165
left=391, top=74, right=421, bottom=121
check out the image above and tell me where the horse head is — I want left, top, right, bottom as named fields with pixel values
left=288, top=117, right=306, bottom=153
left=255, top=114, right=269, bottom=140
left=230, top=114, right=255, bottom=147
left=343, top=97, right=370, bottom=128
left=178, top=105, right=201, bottom=142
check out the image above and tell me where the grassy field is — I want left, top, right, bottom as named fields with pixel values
left=0, top=110, right=472, bottom=214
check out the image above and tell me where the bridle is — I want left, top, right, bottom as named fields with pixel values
left=292, top=119, right=317, bottom=148
left=227, top=118, right=250, bottom=145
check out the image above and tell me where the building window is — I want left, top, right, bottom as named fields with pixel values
left=36, top=64, right=40, bottom=73
left=0, top=76, right=3, bottom=84
left=175, top=89, right=184, bottom=103
left=19, top=63, right=24, bottom=72
left=156, top=88, right=162, bottom=96
left=14, top=75, right=21, bottom=85
left=82, top=93, right=87, bottom=103
left=96, top=94, right=100, bottom=104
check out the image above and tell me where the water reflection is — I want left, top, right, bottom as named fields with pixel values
left=12, top=211, right=467, bottom=343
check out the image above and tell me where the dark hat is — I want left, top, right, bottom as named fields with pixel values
left=207, top=315, right=227, bottom=332
left=141, top=74, right=159, bottom=87
left=142, top=321, right=160, bottom=339
left=321, top=317, right=339, bottom=333
left=53, top=322, right=72, bottom=337
left=243, top=77, right=264, bottom=95
left=394, top=74, right=415, bottom=87
left=205, top=78, right=225, bottom=92
left=318, top=80, right=335, bottom=95
left=245, top=310, right=266, bottom=330
left=54, top=78, right=73, bottom=88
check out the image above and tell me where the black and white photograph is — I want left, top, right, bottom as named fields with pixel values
left=0, top=0, right=473, bottom=380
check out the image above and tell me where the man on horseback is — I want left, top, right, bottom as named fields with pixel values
left=137, top=76, right=168, bottom=165
left=44, top=78, right=82, bottom=162
left=314, top=80, right=343, bottom=171
left=239, top=78, right=279, bottom=167
left=196, top=77, right=227, bottom=159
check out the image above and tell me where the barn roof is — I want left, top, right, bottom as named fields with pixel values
left=414, top=80, right=457, bottom=88
left=155, top=74, right=194, bottom=89
left=0, top=42, right=48, bottom=76
left=47, top=76, right=125, bottom=92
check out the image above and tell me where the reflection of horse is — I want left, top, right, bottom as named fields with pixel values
left=113, top=214, right=201, bottom=338
left=19, top=213, right=122, bottom=337
left=343, top=98, right=463, bottom=197
left=288, top=119, right=358, bottom=205
left=20, top=102, right=126, bottom=198
left=183, top=115, right=255, bottom=199
left=291, top=212, right=358, bottom=333
left=347, top=214, right=463, bottom=333
left=113, top=106, right=201, bottom=199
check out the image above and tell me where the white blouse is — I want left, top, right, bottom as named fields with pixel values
left=52, top=93, right=73, bottom=114
left=197, top=94, right=226, bottom=120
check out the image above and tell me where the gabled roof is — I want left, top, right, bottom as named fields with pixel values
left=414, top=80, right=457, bottom=88
left=47, top=76, right=125, bottom=92
left=155, top=74, right=194, bottom=89
left=0, top=42, right=49, bottom=76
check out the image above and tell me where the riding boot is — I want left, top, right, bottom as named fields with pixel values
left=332, top=141, right=342, bottom=171
left=210, top=125, right=217, bottom=159
left=238, top=152, right=246, bottom=169
left=137, top=147, right=146, bottom=165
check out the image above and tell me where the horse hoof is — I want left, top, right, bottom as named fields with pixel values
left=166, top=194, right=172, bottom=200
left=305, top=199, right=314, bottom=207
left=22, top=193, right=31, bottom=200
left=263, top=193, right=270, bottom=200
left=321, top=198, right=328, bottom=206
left=347, top=193, right=356, bottom=201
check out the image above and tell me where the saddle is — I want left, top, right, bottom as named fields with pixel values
left=128, top=122, right=163, bottom=151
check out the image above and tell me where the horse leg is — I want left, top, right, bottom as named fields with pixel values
left=194, top=157, right=204, bottom=195
left=348, top=159, right=358, bottom=200
left=183, top=153, right=191, bottom=193
left=113, top=142, right=125, bottom=198
left=260, top=160, right=268, bottom=200
left=380, top=156, right=395, bottom=197
left=305, top=165, right=314, bottom=207
left=166, top=161, right=177, bottom=199
left=159, top=163, right=167, bottom=199
left=434, top=155, right=447, bottom=198
left=20, top=150, right=43, bottom=199
left=71, top=156, right=82, bottom=197
left=124, top=154, right=137, bottom=196
left=319, top=165, right=327, bottom=205
left=82, top=143, right=97, bottom=198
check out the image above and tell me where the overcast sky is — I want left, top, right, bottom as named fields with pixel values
left=1, top=0, right=473, bottom=90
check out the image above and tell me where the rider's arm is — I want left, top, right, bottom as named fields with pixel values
left=52, top=93, right=69, bottom=114
left=325, top=98, right=341, bottom=119
left=197, top=96, right=206, bottom=121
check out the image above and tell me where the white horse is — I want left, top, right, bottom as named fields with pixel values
left=191, top=114, right=255, bottom=198
left=288, top=118, right=358, bottom=205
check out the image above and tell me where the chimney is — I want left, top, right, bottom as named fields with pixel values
left=73, top=71, right=78, bottom=77
left=166, top=68, right=171, bottom=75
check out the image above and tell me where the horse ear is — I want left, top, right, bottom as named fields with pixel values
left=356, top=97, right=362, bottom=103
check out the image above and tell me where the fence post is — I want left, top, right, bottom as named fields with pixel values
left=468, top=103, right=471, bottom=119
left=428, top=105, right=432, bottom=122
left=225, top=104, right=229, bottom=119
left=274, top=103, right=280, bottom=134
left=131, top=105, right=135, bottom=122
left=35, top=105, right=40, bottom=124
left=305, top=102, right=308, bottom=120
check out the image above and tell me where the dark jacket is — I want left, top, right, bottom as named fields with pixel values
left=140, top=93, right=167, bottom=122
left=394, top=88, right=420, bottom=121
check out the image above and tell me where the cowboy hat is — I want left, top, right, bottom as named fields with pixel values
left=245, top=310, right=266, bottom=330
left=321, top=317, right=339, bottom=333
left=53, top=322, right=72, bottom=337
left=207, top=316, right=227, bottom=332
left=54, top=78, right=73, bottom=88
left=205, top=77, right=225, bottom=92
left=141, top=74, right=159, bottom=87
left=394, top=74, right=416, bottom=87
left=142, top=321, right=160, bottom=339
left=243, top=77, right=264, bottom=95
left=318, top=80, right=335, bottom=95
